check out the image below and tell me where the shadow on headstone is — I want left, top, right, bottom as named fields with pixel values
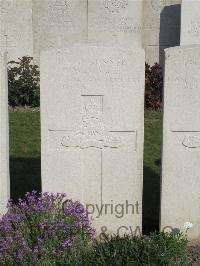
left=159, top=4, right=181, bottom=65
left=143, top=166, right=160, bottom=234
left=10, top=157, right=41, bottom=202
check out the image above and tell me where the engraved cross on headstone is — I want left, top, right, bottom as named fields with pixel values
left=49, top=95, right=136, bottom=204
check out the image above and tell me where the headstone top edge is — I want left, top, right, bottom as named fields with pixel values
left=164, top=45, right=200, bottom=55
left=182, top=0, right=200, bottom=4
left=40, top=46, right=145, bottom=57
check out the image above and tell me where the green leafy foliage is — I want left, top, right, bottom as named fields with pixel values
left=47, top=232, right=188, bottom=266
left=0, top=192, right=96, bottom=265
left=7, top=57, right=163, bottom=111
left=8, top=56, right=40, bottom=107
left=77, top=232, right=188, bottom=266
left=145, top=63, right=163, bottom=111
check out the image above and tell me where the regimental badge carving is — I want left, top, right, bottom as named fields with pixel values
left=61, top=99, right=121, bottom=149
left=182, top=134, right=200, bottom=148
left=64, top=0, right=72, bottom=8
left=151, top=0, right=166, bottom=13
left=49, top=0, right=72, bottom=21
left=55, top=0, right=71, bottom=9
left=103, top=0, right=128, bottom=13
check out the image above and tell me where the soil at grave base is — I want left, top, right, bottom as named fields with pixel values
left=187, top=245, right=200, bottom=265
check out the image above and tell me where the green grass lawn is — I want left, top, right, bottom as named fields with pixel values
left=9, top=111, right=162, bottom=234
left=10, top=112, right=41, bottom=201
left=143, top=111, right=162, bottom=233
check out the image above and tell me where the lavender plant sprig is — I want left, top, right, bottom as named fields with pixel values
left=0, top=191, right=96, bottom=265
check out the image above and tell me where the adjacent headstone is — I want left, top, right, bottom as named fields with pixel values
left=0, top=0, right=182, bottom=65
left=41, top=46, right=145, bottom=235
left=143, top=0, right=181, bottom=65
left=0, top=0, right=33, bottom=61
left=161, top=45, right=200, bottom=241
left=32, top=0, right=88, bottom=64
left=181, top=0, right=200, bottom=45
left=0, top=51, right=10, bottom=214
left=88, top=0, right=143, bottom=48
left=33, top=0, right=143, bottom=64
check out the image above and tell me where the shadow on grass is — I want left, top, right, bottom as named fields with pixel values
left=142, top=166, right=160, bottom=235
left=10, top=157, right=41, bottom=202
left=10, top=157, right=161, bottom=234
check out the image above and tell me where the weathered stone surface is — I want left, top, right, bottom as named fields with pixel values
left=161, top=45, right=200, bottom=242
left=32, top=0, right=87, bottom=64
left=181, top=0, right=200, bottom=45
left=40, top=46, right=145, bottom=235
left=143, top=0, right=181, bottom=65
left=0, top=51, right=10, bottom=214
left=88, top=0, right=143, bottom=48
left=0, top=0, right=182, bottom=65
left=33, top=0, right=143, bottom=64
left=0, top=0, right=33, bottom=61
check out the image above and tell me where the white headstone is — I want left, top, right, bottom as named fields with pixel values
left=32, top=0, right=88, bottom=64
left=0, top=0, right=33, bottom=61
left=0, top=51, right=10, bottom=214
left=41, top=46, right=144, bottom=235
left=32, top=0, right=143, bottom=64
left=181, top=0, right=200, bottom=45
left=88, top=0, right=143, bottom=48
left=143, top=0, right=181, bottom=65
left=0, top=0, right=183, bottom=65
left=161, top=45, right=200, bottom=242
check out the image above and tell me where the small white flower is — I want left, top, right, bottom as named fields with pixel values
left=184, top=222, right=193, bottom=230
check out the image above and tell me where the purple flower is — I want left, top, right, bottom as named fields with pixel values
left=91, top=228, right=97, bottom=240
left=33, top=246, right=39, bottom=254
left=0, top=191, right=95, bottom=264
left=56, top=221, right=64, bottom=228
left=17, top=250, right=23, bottom=261
left=62, top=239, right=73, bottom=249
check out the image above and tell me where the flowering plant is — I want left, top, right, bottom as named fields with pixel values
left=184, top=222, right=193, bottom=231
left=0, top=191, right=96, bottom=265
left=145, top=62, right=163, bottom=110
